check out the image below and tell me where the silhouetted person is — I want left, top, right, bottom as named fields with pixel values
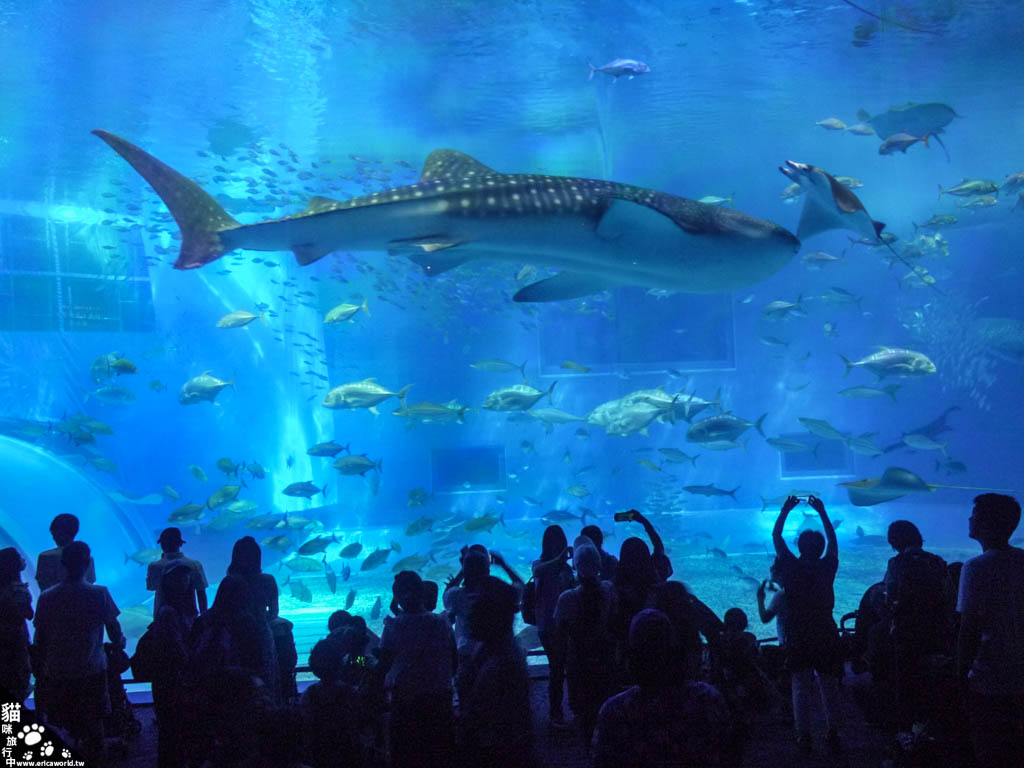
left=149, top=564, right=192, bottom=768
left=553, top=536, right=617, bottom=744
left=188, top=575, right=273, bottom=765
left=326, top=610, right=380, bottom=657
left=33, top=541, right=123, bottom=765
left=146, top=527, right=208, bottom=624
left=445, top=547, right=489, bottom=636
left=613, top=536, right=667, bottom=684
left=532, top=524, right=574, bottom=725
left=0, top=547, right=33, bottom=703
left=883, top=519, right=951, bottom=731
left=458, top=576, right=534, bottom=768
left=772, top=495, right=842, bottom=756
left=619, top=509, right=673, bottom=581
left=581, top=525, right=618, bottom=582
left=957, top=493, right=1024, bottom=768
left=302, top=633, right=367, bottom=767
left=226, top=536, right=280, bottom=701
left=592, top=609, right=730, bottom=767
left=719, top=608, right=769, bottom=707
left=36, top=513, right=94, bottom=592
left=379, top=570, right=456, bottom=768
left=656, top=580, right=723, bottom=681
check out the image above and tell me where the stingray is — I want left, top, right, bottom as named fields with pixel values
left=857, top=102, right=961, bottom=161
left=841, top=0, right=944, bottom=36
left=207, top=118, right=256, bottom=158
left=839, top=466, right=1024, bottom=507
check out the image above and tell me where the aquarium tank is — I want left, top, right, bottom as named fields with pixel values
left=1, top=0, right=1021, bottom=664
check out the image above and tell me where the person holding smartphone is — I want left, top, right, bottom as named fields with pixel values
left=771, top=495, right=842, bottom=757
left=613, top=509, right=673, bottom=581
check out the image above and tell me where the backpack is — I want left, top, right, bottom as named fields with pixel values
left=191, top=619, right=237, bottom=676
left=130, top=625, right=162, bottom=683
left=889, top=549, right=949, bottom=632
left=520, top=578, right=538, bottom=625
left=131, top=613, right=188, bottom=683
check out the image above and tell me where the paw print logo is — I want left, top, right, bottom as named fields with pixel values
left=39, top=740, right=55, bottom=757
left=18, top=722, right=45, bottom=746
left=61, top=747, right=72, bottom=758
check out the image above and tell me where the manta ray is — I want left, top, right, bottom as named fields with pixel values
left=779, top=160, right=885, bottom=243
left=779, top=160, right=933, bottom=289
left=93, top=130, right=801, bottom=302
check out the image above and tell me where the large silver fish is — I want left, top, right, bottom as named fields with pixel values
left=93, top=130, right=801, bottom=302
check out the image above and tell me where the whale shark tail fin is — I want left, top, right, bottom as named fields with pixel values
left=92, top=130, right=240, bottom=270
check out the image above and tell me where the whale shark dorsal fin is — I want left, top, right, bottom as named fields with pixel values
left=513, top=272, right=615, bottom=302
left=420, top=149, right=500, bottom=181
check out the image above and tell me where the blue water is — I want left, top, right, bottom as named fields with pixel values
left=1, top=0, right=1021, bottom=656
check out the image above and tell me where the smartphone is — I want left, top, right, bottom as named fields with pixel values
left=614, top=510, right=636, bottom=523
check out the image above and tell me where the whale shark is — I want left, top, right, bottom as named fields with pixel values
left=93, top=130, right=801, bottom=302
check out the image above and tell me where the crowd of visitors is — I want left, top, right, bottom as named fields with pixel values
left=0, top=492, right=1021, bottom=767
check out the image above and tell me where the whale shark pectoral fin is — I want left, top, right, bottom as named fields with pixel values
left=596, top=197, right=692, bottom=243
left=513, top=272, right=615, bottom=302
left=293, top=243, right=334, bottom=265
left=390, top=238, right=471, bottom=276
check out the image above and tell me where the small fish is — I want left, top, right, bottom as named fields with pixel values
left=706, top=547, right=728, bottom=559
left=697, top=193, right=734, bottom=207
left=838, top=385, right=899, bottom=402
left=637, top=459, right=662, bottom=472
left=370, top=596, right=382, bottom=620
left=684, top=484, right=738, bottom=498
left=657, top=448, right=699, bottom=466
left=587, top=58, right=650, bottom=80
left=879, top=133, right=929, bottom=155
left=902, top=433, right=947, bottom=454
left=298, top=534, right=338, bottom=556
left=217, top=309, right=264, bottom=328
left=289, top=579, right=313, bottom=603
left=815, top=117, right=846, bottom=131
left=107, top=358, right=138, bottom=375
left=339, top=542, right=363, bottom=558
left=561, top=360, right=591, bottom=373
left=345, top=588, right=356, bottom=610
left=360, top=546, right=394, bottom=571
left=470, top=358, right=526, bottom=377
left=149, top=379, right=167, bottom=392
